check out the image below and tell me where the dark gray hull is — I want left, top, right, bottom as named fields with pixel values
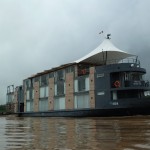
left=18, top=107, right=150, bottom=117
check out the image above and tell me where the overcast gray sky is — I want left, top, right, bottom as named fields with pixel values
left=0, top=0, right=150, bottom=104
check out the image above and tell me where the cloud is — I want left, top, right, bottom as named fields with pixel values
left=0, top=0, right=150, bottom=104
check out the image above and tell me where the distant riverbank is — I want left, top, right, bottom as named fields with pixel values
left=0, top=104, right=7, bottom=115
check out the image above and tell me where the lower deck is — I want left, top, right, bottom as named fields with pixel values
left=18, top=98, right=150, bottom=117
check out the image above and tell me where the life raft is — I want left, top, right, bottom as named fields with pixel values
left=114, top=80, right=120, bottom=88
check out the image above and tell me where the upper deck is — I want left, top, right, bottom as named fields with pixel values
left=106, top=57, right=140, bottom=66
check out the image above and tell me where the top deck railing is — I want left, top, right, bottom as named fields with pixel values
left=106, top=58, right=140, bottom=66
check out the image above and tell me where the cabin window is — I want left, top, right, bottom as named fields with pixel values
left=26, top=79, right=32, bottom=89
left=32, top=90, right=34, bottom=99
left=55, top=70, right=65, bottom=81
left=130, top=72, right=142, bottom=81
left=54, top=97, right=65, bottom=110
left=18, top=87, right=24, bottom=102
left=112, top=91, right=117, bottom=100
left=26, top=100, right=33, bottom=112
left=39, top=99, right=48, bottom=111
left=40, top=86, right=48, bottom=98
left=55, top=82, right=65, bottom=96
left=144, top=91, right=150, bottom=97
left=40, top=75, right=48, bottom=86
left=117, top=90, right=141, bottom=99
left=74, top=94, right=89, bottom=109
left=78, top=78, right=85, bottom=91
left=124, top=72, right=143, bottom=81
left=49, top=72, right=54, bottom=78
left=34, top=77, right=40, bottom=82
left=26, top=90, right=29, bottom=100
left=26, top=89, right=34, bottom=100
left=124, top=73, right=129, bottom=81
left=66, top=66, right=74, bottom=73
left=74, top=77, right=89, bottom=92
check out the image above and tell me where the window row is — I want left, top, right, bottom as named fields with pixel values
left=26, top=77, right=90, bottom=99
left=25, top=67, right=75, bottom=88
left=26, top=94, right=89, bottom=112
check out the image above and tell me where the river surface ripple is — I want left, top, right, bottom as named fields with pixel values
left=0, top=115, right=150, bottom=150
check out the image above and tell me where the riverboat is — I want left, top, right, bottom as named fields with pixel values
left=6, top=35, right=150, bottom=117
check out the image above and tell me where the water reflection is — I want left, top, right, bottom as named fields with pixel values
left=0, top=115, right=150, bottom=149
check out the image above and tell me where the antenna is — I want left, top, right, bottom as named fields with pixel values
left=99, top=31, right=103, bottom=35
left=99, top=30, right=105, bottom=40
left=106, top=34, right=111, bottom=39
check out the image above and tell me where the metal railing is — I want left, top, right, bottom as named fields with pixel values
left=106, top=58, right=140, bottom=65
left=124, top=80, right=149, bottom=88
left=112, top=80, right=149, bottom=88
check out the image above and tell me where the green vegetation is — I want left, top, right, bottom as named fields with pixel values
left=0, top=105, right=6, bottom=113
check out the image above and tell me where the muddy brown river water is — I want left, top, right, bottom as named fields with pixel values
left=0, top=115, right=150, bottom=150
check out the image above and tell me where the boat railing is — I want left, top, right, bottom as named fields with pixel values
left=124, top=80, right=149, bottom=88
left=106, top=58, right=140, bottom=65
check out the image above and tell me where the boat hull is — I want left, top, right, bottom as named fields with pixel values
left=17, top=98, right=150, bottom=117
left=18, top=107, right=150, bottom=117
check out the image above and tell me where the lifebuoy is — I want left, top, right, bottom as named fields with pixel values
left=114, top=80, right=120, bottom=88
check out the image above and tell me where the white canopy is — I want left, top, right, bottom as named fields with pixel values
left=75, top=39, right=134, bottom=65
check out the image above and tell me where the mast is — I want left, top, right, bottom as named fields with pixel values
left=105, top=34, right=111, bottom=64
